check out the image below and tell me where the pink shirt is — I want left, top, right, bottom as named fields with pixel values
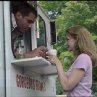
left=66, top=53, right=92, bottom=97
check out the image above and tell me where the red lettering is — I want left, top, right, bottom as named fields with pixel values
left=16, top=74, right=19, bottom=87
left=16, top=74, right=46, bottom=91
left=29, top=78, right=32, bottom=89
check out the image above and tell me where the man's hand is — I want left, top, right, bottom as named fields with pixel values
left=24, top=46, right=48, bottom=58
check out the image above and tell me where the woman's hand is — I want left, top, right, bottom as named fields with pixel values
left=46, top=52, right=60, bottom=65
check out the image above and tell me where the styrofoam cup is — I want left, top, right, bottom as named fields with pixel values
left=48, top=49, right=57, bottom=56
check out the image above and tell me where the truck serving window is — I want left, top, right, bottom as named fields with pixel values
left=10, top=2, right=32, bottom=59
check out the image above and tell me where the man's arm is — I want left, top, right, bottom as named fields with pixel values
left=24, top=46, right=48, bottom=58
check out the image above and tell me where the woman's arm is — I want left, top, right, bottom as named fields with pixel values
left=47, top=55, right=85, bottom=91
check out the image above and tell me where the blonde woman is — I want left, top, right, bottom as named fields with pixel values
left=47, top=25, right=97, bottom=97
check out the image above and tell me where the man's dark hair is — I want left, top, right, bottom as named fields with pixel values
left=11, top=1, right=37, bottom=17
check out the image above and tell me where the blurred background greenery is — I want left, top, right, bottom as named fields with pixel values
left=39, top=1, right=97, bottom=96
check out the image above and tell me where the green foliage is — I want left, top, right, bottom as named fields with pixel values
left=92, top=66, right=97, bottom=96
left=59, top=51, right=73, bottom=70
left=56, top=77, right=64, bottom=95
left=39, top=1, right=97, bottom=95
left=39, top=1, right=66, bottom=19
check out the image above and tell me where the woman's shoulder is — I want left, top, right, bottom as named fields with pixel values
left=74, top=53, right=92, bottom=65
left=77, top=53, right=91, bottom=60
left=72, top=53, right=92, bottom=71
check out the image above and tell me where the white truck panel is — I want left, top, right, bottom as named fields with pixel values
left=0, top=1, right=5, bottom=97
left=1, top=1, right=57, bottom=97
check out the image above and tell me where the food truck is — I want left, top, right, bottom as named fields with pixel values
left=0, top=1, right=57, bottom=97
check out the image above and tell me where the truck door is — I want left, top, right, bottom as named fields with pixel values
left=0, top=1, right=6, bottom=97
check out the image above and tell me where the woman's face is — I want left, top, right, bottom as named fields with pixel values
left=65, top=35, right=76, bottom=52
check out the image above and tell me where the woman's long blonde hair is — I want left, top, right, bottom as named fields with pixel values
left=66, top=25, right=97, bottom=66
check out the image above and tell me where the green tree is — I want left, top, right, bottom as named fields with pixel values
left=39, top=1, right=97, bottom=96
left=39, top=1, right=66, bottom=19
